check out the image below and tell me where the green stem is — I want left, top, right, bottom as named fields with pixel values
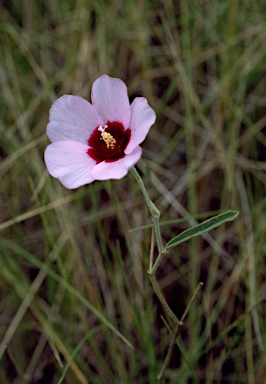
left=157, top=282, right=204, bottom=382
left=130, top=166, right=163, bottom=254
left=151, top=249, right=168, bottom=276
left=148, top=270, right=180, bottom=325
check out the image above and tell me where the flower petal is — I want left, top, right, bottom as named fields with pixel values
left=44, top=141, right=96, bottom=189
left=90, top=146, right=142, bottom=180
left=125, top=97, right=156, bottom=154
left=91, top=75, right=131, bottom=128
left=47, top=95, right=103, bottom=144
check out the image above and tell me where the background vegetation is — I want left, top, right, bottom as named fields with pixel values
left=1, top=1, right=266, bottom=383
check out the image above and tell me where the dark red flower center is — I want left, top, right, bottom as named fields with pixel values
left=87, top=122, right=131, bottom=163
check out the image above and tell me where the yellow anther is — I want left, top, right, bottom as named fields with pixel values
left=98, top=125, right=116, bottom=149
left=101, top=131, right=116, bottom=149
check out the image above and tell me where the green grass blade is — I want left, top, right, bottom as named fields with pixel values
left=165, top=210, right=239, bottom=250
left=0, top=238, right=134, bottom=350
left=57, top=326, right=102, bottom=384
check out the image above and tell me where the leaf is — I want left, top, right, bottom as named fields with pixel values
left=165, top=210, right=239, bottom=250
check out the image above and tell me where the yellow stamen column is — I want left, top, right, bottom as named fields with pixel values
left=98, top=125, right=116, bottom=149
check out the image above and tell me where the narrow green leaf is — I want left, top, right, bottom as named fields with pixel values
left=165, top=210, right=239, bottom=250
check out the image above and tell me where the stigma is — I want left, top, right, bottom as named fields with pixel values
left=98, top=125, right=116, bottom=149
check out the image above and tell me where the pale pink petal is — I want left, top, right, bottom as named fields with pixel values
left=91, top=75, right=131, bottom=128
left=47, top=95, right=103, bottom=144
left=90, top=146, right=142, bottom=180
left=125, top=97, right=156, bottom=154
left=44, top=141, right=96, bottom=189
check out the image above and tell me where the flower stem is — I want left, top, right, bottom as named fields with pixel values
left=131, top=167, right=179, bottom=325
left=157, top=282, right=204, bottom=383
left=130, top=166, right=205, bottom=382
left=130, top=166, right=163, bottom=253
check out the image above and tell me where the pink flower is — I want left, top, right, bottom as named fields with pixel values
left=44, top=75, right=156, bottom=189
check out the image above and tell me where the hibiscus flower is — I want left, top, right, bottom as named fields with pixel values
left=44, top=74, right=156, bottom=189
